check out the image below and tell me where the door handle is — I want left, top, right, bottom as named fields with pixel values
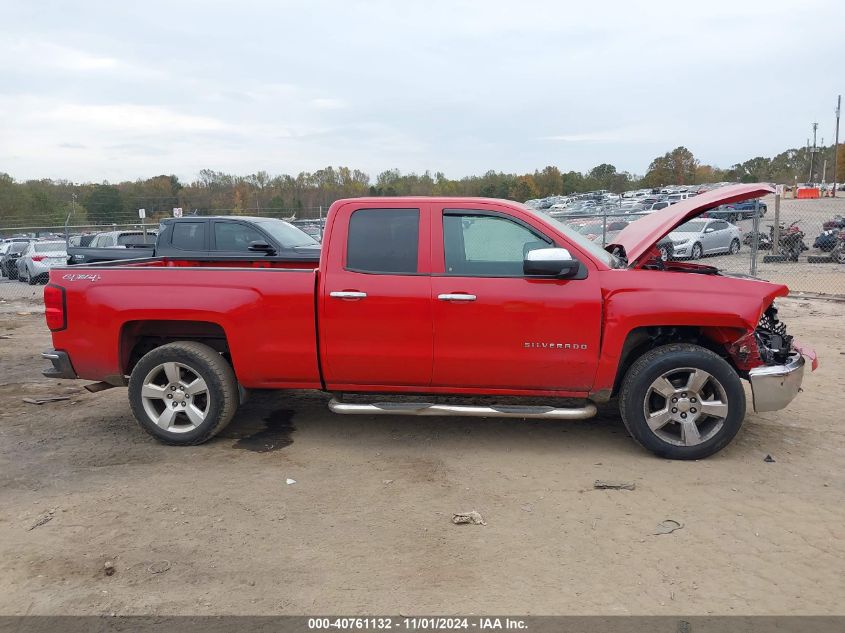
left=438, top=293, right=477, bottom=302
left=330, top=291, right=367, bottom=299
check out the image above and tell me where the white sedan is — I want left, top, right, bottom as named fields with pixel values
left=668, top=219, right=742, bottom=260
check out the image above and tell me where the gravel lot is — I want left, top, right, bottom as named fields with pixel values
left=0, top=295, right=843, bottom=616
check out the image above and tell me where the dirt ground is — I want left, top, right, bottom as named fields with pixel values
left=0, top=295, right=843, bottom=616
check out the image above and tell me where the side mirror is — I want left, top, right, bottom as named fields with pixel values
left=704, top=227, right=715, bottom=233
left=248, top=240, right=276, bottom=255
left=523, top=248, right=580, bottom=279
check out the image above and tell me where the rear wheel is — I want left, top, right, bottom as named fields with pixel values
left=128, top=341, right=239, bottom=445
left=619, top=343, right=746, bottom=459
left=729, top=238, right=740, bottom=254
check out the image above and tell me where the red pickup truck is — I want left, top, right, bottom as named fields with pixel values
left=41, top=183, right=817, bottom=459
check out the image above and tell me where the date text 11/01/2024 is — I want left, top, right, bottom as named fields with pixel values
left=307, top=618, right=528, bottom=630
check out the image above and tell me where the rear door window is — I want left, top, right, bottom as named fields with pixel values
left=346, top=209, right=419, bottom=274
left=171, top=222, right=206, bottom=251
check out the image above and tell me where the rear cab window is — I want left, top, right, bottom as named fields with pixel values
left=346, top=208, right=420, bottom=274
left=171, top=222, right=207, bottom=251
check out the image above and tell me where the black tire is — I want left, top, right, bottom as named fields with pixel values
left=729, top=238, right=740, bottom=254
left=128, top=341, right=239, bottom=445
left=691, top=242, right=703, bottom=259
left=619, top=343, right=746, bottom=460
left=7, top=267, right=18, bottom=280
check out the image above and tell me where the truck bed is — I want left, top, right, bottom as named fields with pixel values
left=50, top=258, right=322, bottom=389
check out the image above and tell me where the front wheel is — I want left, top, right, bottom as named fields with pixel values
left=128, top=341, right=239, bottom=445
left=691, top=242, right=703, bottom=259
left=619, top=343, right=746, bottom=459
left=834, top=246, right=845, bottom=264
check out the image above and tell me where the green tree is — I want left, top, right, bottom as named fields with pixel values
left=83, top=185, right=125, bottom=224
left=508, top=175, right=539, bottom=202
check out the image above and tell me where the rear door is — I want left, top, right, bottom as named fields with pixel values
left=430, top=206, right=602, bottom=392
left=319, top=204, right=433, bottom=388
left=167, top=220, right=210, bottom=256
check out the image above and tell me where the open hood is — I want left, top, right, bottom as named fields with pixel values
left=609, top=183, right=775, bottom=266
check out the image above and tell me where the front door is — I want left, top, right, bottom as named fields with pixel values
left=320, top=205, right=433, bottom=388
left=430, top=209, right=602, bottom=392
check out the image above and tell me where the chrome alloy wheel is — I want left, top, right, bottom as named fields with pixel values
left=140, top=362, right=210, bottom=432
left=642, top=367, right=728, bottom=446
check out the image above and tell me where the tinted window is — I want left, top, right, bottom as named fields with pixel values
left=214, top=222, right=266, bottom=251
left=171, top=222, right=206, bottom=251
left=443, top=213, right=550, bottom=276
left=256, top=220, right=319, bottom=248
left=118, top=232, right=156, bottom=245
left=712, top=220, right=728, bottom=230
left=346, top=209, right=419, bottom=274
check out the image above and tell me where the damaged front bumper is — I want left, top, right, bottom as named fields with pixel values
left=748, top=343, right=816, bottom=413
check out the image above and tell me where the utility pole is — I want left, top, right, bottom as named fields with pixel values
left=808, top=122, right=818, bottom=183
left=834, top=95, right=841, bottom=198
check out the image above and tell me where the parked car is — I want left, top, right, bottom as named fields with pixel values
left=42, top=184, right=816, bottom=461
left=67, top=230, right=158, bottom=264
left=68, top=234, right=98, bottom=247
left=1, top=241, right=31, bottom=279
left=67, top=217, right=320, bottom=265
left=723, top=200, right=767, bottom=219
left=646, top=201, right=672, bottom=212
left=16, top=241, right=67, bottom=284
left=667, top=219, right=742, bottom=259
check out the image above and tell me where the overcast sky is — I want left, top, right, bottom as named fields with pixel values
left=1, top=0, right=843, bottom=183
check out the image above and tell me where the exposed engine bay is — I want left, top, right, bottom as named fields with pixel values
left=755, top=303, right=793, bottom=365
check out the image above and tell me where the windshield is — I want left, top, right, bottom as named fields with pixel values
left=674, top=221, right=707, bottom=233
left=256, top=219, right=319, bottom=249
left=35, top=241, right=66, bottom=253
left=522, top=206, right=621, bottom=268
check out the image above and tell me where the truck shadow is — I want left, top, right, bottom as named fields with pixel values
left=217, top=390, right=635, bottom=456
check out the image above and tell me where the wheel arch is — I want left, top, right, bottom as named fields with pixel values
left=119, top=320, right=232, bottom=377
left=610, top=324, right=746, bottom=398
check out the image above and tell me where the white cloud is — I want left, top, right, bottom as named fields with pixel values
left=41, top=104, right=229, bottom=133
left=544, top=126, right=659, bottom=144
left=311, top=98, right=347, bottom=110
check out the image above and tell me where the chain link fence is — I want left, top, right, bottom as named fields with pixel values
left=2, top=196, right=844, bottom=304
left=547, top=194, right=844, bottom=296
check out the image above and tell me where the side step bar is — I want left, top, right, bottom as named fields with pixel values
left=328, top=398, right=597, bottom=420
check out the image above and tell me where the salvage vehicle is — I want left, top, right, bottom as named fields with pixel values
left=67, top=217, right=320, bottom=265
left=41, top=184, right=817, bottom=460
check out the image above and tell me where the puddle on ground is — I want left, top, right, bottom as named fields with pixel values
left=233, top=409, right=295, bottom=453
